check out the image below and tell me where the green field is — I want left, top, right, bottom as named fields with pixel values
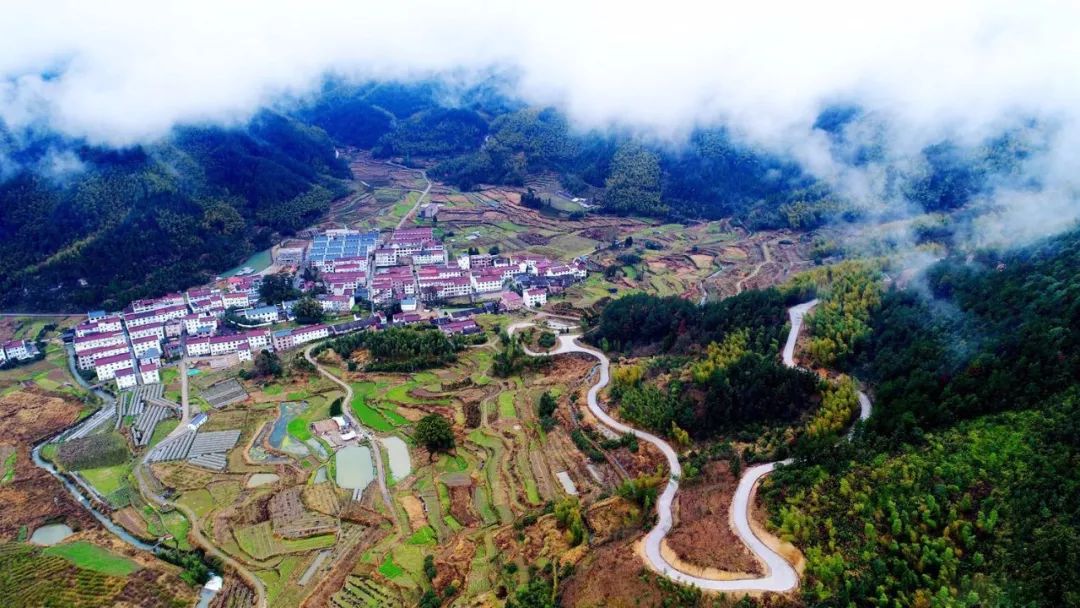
left=80, top=462, right=130, bottom=496
left=44, top=541, right=139, bottom=576
left=498, top=391, right=517, bottom=419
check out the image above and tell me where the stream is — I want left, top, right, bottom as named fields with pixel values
left=31, top=400, right=221, bottom=606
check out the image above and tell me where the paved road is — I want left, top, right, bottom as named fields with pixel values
left=508, top=305, right=837, bottom=592
left=304, top=344, right=393, bottom=511
left=164, top=358, right=193, bottom=441
left=387, top=161, right=432, bottom=230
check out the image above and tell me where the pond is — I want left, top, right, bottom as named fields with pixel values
left=335, top=445, right=375, bottom=490
left=220, top=248, right=273, bottom=278
left=382, top=436, right=412, bottom=482
left=245, top=473, right=279, bottom=488
left=269, top=402, right=309, bottom=457
left=29, top=523, right=74, bottom=546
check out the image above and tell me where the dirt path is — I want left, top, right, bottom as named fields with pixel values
left=386, top=161, right=431, bottom=230
left=736, top=242, right=771, bottom=294
left=303, top=344, right=394, bottom=512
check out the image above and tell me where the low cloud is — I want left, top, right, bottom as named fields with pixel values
left=2, top=0, right=1078, bottom=245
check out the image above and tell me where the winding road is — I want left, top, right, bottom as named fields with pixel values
left=304, top=344, right=393, bottom=511
left=509, top=299, right=872, bottom=594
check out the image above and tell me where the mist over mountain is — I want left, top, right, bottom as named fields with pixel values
left=2, top=1, right=1079, bottom=309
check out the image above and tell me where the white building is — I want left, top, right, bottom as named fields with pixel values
left=115, top=367, right=138, bottom=390
left=129, top=322, right=166, bottom=342
left=132, top=335, right=161, bottom=358
left=271, top=324, right=329, bottom=352
left=73, top=331, right=127, bottom=354
left=238, top=306, right=280, bottom=325
left=186, top=337, right=212, bottom=357
left=245, top=330, right=273, bottom=351
left=77, top=344, right=130, bottom=370
left=95, top=353, right=133, bottom=380
left=182, top=314, right=218, bottom=336
left=523, top=288, right=548, bottom=308
left=139, top=362, right=160, bottom=384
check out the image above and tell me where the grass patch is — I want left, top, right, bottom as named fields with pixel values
left=286, top=418, right=313, bottom=442
left=80, top=462, right=130, bottom=496
left=262, top=384, right=283, bottom=396
left=44, top=541, right=139, bottom=576
left=378, top=553, right=404, bottom=578
left=1, top=451, right=15, bottom=484
left=352, top=397, right=395, bottom=432
left=406, top=526, right=437, bottom=546
left=498, top=391, right=517, bottom=419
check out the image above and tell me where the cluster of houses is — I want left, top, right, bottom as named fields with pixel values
left=68, top=223, right=587, bottom=391
left=0, top=339, right=39, bottom=366
left=287, top=226, right=586, bottom=312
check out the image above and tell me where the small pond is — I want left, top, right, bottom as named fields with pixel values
left=245, top=473, right=279, bottom=488
left=269, top=402, right=309, bottom=457
left=335, top=445, right=375, bottom=490
left=30, top=523, right=74, bottom=546
left=382, top=436, right=412, bottom=482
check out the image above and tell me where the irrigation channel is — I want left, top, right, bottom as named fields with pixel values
left=31, top=368, right=223, bottom=607
left=509, top=300, right=873, bottom=594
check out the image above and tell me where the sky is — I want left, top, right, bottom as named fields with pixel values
left=2, top=0, right=1079, bottom=243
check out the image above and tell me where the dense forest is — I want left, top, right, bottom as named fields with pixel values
left=0, top=111, right=348, bottom=311
left=591, top=289, right=819, bottom=440
left=762, top=228, right=1080, bottom=606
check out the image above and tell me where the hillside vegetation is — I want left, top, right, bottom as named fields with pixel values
left=0, top=112, right=348, bottom=311
left=764, top=228, right=1080, bottom=606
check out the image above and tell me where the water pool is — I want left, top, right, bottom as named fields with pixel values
left=335, top=445, right=375, bottom=490
left=382, top=436, right=412, bottom=482
left=30, top=523, right=74, bottom=546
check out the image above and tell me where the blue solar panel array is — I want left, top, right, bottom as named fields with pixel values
left=308, top=231, right=379, bottom=265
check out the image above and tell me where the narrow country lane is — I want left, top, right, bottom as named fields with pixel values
left=508, top=300, right=872, bottom=593
left=304, top=344, right=394, bottom=511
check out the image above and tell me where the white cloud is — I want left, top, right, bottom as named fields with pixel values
left=2, top=0, right=1079, bottom=242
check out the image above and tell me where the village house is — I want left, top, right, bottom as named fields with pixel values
left=523, top=288, right=548, bottom=308
left=73, top=330, right=127, bottom=354
left=271, top=324, right=330, bottom=352
left=95, top=353, right=134, bottom=380
left=77, top=344, right=130, bottom=370
left=132, top=335, right=162, bottom=358
left=238, top=305, right=280, bottom=325
left=500, top=290, right=523, bottom=311
left=139, top=362, right=160, bottom=384
left=185, top=336, right=212, bottom=357
left=114, top=367, right=138, bottom=390
left=2, top=340, right=39, bottom=362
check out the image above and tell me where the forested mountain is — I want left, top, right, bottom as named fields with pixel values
left=762, top=228, right=1080, bottom=606
left=0, top=111, right=348, bottom=311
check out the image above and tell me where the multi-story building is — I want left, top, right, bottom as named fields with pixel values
left=373, top=247, right=399, bottom=267
left=129, top=322, right=166, bottom=342
left=132, top=335, right=161, bottom=358
left=209, top=334, right=249, bottom=356
left=523, top=288, right=548, bottom=308
left=238, top=306, right=280, bottom=325
left=471, top=270, right=505, bottom=294
left=76, top=344, right=131, bottom=370
left=185, top=336, right=212, bottom=357
left=2, top=340, right=38, bottom=361
left=123, top=304, right=188, bottom=328
left=271, top=324, right=329, bottom=352
left=222, top=292, right=250, bottom=309
left=95, top=353, right=133, bottom=380
left=182, top=313, right=218, bottom=336
left=73, top=330, right=127, bottom=354
left=245, top=329, right=272, bottom=352
left=139, top=362, right=160, bottom=384
left=319, top=293, right=355, bottom=313
left=115, top=367, right=138, bottom=390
